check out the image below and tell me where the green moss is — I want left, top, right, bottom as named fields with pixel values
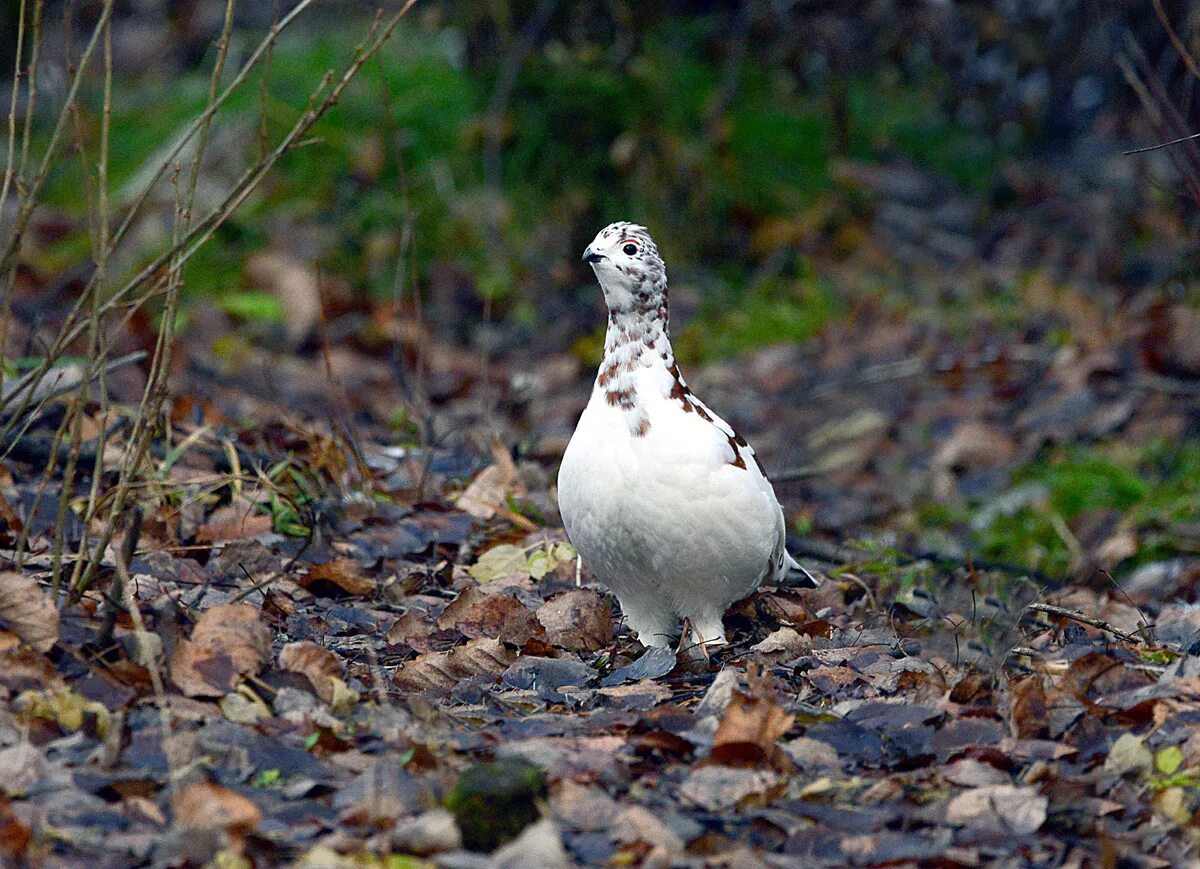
left=445, top=758, right=547, bottom=853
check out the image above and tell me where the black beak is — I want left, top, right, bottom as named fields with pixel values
left=582, top=250, right=603, bottom=263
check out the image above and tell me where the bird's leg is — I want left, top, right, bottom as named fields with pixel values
left=687, top=612, right=728, bottom=651
left=678, top=617, right=710, bottom=662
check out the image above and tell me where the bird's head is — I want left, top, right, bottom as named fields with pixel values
left=581, top=222, right=667, bottom=315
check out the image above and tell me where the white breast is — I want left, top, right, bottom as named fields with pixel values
left=558, top=364, right=788, bottom=644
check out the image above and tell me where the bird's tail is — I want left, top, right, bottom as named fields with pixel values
left=784, top=552, right=821, bottom=588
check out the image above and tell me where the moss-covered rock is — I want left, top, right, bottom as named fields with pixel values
left=444, top=758, right=547, bottom=853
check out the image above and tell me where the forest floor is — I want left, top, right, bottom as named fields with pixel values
left=4, top=200, right=1200, bottom=866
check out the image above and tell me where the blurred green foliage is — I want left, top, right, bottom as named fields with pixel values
left=35, top=10, right=1016, bottom=355
left=927, top=441, right=1200, bottom=578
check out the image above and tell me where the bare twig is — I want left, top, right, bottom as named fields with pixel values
left=73, top=2, right=419, bottom=594
left=1123, top=130, right=1200, bottom=155
left=1025, top=601, right=1150, bottom=646
left=1150, top=0, right=1200, bottom=82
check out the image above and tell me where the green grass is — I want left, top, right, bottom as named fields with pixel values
left=27, top=13, right=1022, bottom=360
left=927, top=441, right=1200, bottom=577
left=676, top=259, right=840, bottom=363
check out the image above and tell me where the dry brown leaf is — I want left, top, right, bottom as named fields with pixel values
left=173, top=781, right=261, bottom=836
left=0, top=572, right=59, bottom=653
left=395, top=638, right=515, bottom=693
left=279, top=641, right=343, bottom=704
left=456, top=440, right=525, bottom=520
left=1007, top=674, right=1049, bottom=739
left=0, top=491, right=23, bottom=546
left=299, top=558, right=376, bottom=597
left=536, top=589, right=613, bottom=652
left=170, top=604, right=271, bottom=698
left=438, top=587, right=545, bottom=645
left=394, top=651, right=456, bottom=692
left=195, top=504, right=273, bottom=544
left=709, top=666, right=794, bottom=767
left=386, top=610, right=438, bottom=652
left=0, top=793, right=32, bottom=859
left=447, top=637, right=516, bottom=677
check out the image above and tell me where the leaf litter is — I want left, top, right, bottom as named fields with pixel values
left=5, top=160, right=1200, bottom=867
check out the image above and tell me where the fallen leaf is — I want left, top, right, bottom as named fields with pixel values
left=448, top=637, right=517, bottom=678
left=751, top=627, right=812, bottom=660
left=173, top=781, right=261, bottom=836
left=299, top=558, right=376, bottom=597
left=1007, top=674, right=1049, bottom=739
left=1103, top=732, right=1153, bottom=777
left=491, top=818, right=570, bottom=869
left=944, top=784, right=1047, bottom=836
left=0, top=572, right=58, bottom=653
left=457, top=441, right=525, bottom=521
left=0, top=793, right=32, bottom=859
left=599, top=646, right=676, bottom=687
left=679, top=765, right=783, bottom=812
left=170, top=604, right=271, bottom=698
left=390, top=808, right=462, bottom=855
left=710, top=666, right=794, bottom=767
left=279, top=641, right=344, bottom=704
left=195, top=504, right=273, bottom=544
left=438, top=587, right=545, bottom=644
left=394, top=651, right=455, bottom=692
left=536, top=589, right=613, bottom=651
left=394, top=638, right=516, bottom=692
left=467, top=544, right=530, bottom=584
left=612, top=805, right=684, bottom=852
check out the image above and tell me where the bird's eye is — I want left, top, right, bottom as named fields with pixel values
left=622, top=243, right=638, bottom=256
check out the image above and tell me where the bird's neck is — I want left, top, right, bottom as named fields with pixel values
left=593, top=306, right=672, bottom=438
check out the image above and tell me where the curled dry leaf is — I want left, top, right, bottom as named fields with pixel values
left=299, top=558, right=376, bottom=597
left=173, top=781, right=262, bottom=837
left=709, top=666, right=794, bottom=767
left=0, top=572, right=58, bottom=653
left=279, top=641, right=344, bottom=704
left=170, top=603, right=271, bottom=698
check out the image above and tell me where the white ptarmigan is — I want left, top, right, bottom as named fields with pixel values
left=557, top=221, right=817, bottom=649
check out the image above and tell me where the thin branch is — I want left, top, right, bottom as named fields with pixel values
left=1123, top=130, right=1200, bottom=155
left=1151, top=0, right=1200, bottom=82
left=1025, top=601, right=1150, bottom=647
